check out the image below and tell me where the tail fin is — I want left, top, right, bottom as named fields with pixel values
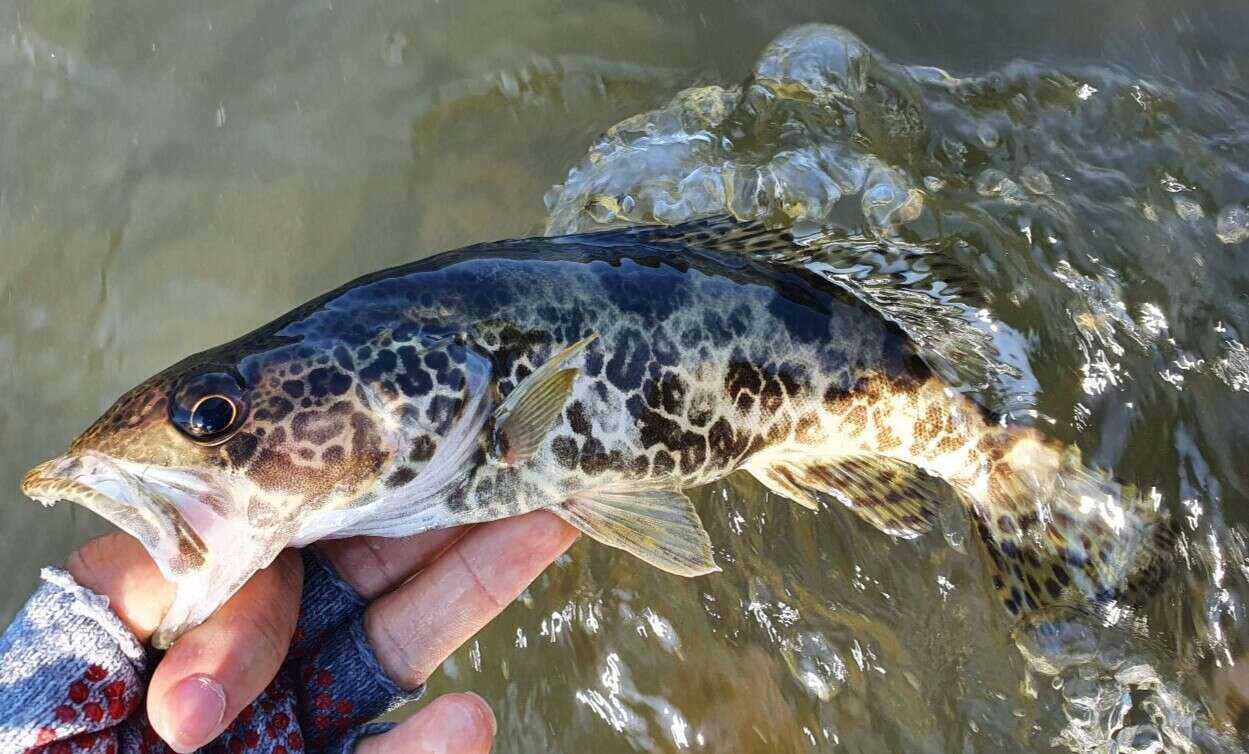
left=971, top=429, right=1174, bottom=618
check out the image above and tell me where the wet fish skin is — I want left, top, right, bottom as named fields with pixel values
left=20, top=218, right=1168, bottom=647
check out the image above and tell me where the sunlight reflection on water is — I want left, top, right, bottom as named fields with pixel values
left=4, top=2, right=1249, bottom=752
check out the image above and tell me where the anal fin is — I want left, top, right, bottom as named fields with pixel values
left=553, top=480, right=719, bottom=577
left=750, top=453, right=963, bottom=539
left=747, top=464, right=820, bottom=511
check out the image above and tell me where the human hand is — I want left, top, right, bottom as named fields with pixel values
left=67, top=511, right=578, bottom=753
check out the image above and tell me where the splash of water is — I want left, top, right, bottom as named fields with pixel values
left=543, top=23, right=1249, bottom=752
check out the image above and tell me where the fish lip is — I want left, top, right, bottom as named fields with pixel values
left=22, top=452, right=210, bottom=508
left=21, top=452, right=210, bottom=576
left=21, top=453, right=115, bottom=507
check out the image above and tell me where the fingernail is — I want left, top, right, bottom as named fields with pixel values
left=163, top=674, right=226, bottom=753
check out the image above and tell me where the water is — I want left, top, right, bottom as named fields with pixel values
left=3, top=1, right=1249, bottom=752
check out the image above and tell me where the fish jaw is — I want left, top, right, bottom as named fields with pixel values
left=22, top=453, right=210, bottom=577
left=21, top=452, right=281, bottom=648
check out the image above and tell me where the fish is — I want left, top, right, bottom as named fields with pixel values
left=20, top=217, right=1171, bottom=648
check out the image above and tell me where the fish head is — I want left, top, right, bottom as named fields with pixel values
left=20, top=329, right=495, bottom=646
left=25, top=362, right=252, bottom=554
left=19, top=342, right=398, bottom=646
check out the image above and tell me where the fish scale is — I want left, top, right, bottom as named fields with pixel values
left=19, top=217, right=1170, bottom=647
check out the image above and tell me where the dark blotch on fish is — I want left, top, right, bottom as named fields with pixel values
left=308, top=367, right=352, bottom=398
left=605, top=327, right=650, bottom=392
left=409, top=436, right=437, bottom=463
left=360, top=349, right=398, bottom=381
left=226, top=433, right=260, bottom=467
left=567, top=402, right=592, bottom=436
left=552, top=435, right=579, bottom=470
left=386, top=467, right=417, bottom=488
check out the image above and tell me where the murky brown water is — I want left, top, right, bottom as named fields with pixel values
left=4, top=1, right=1249, bottom=752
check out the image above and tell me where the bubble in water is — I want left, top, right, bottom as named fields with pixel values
left=752, top=24, right=871, bottom=103
left=861, top=166, right=923, bottom=232
left=763, top=148, right=842, bottom=222
left=587, top=195, right=622, bottom=224
left=544, top=26, right=931, bottom=238
left=1215, top=205, right=1249, bottom=244
left=1136, top=303, right=1169, bottom=340
left=1114, top=664, right=1160, bottom=687
left=780, top=631, right=847, bottom=702
left=382, top=30, right=409, bottom=67
left=1214, top=340, right=1249, bottom=392
left=1013, top=613, right=1104, bottom=676
left=1160, top=174, right=1190, bottom=192
left=1172, top=195, right=1204, bottom=222
left=976, top=123, right=1000, bottom=149
left=975, top=169, right=1026, bottom=204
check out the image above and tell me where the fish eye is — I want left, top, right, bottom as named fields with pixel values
left=170, top=372, right=248, bottom=444
left=189, top=395, right=236, bottom=435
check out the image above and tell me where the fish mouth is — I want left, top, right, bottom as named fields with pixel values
left=22, top=453, right=209, bottom=577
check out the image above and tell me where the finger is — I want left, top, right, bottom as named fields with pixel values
left=365, top=510, right=578, bottom=689
left=67, top=532, right=174, bottom=641
left=147, top=550, right=303, bottom=753
left=354, top=693, right=496, bottom=754
left=319, top=525, right=472, bottom=599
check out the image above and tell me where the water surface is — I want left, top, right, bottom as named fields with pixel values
left=3, top=1, right=1249, bottom=752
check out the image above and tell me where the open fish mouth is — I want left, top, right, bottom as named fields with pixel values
left=21, top=453, right=210, bottom=578
left=23, top=452, right=282, bottom=647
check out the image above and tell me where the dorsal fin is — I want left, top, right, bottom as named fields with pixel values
left=573, top=215, right=1021, bottom=395
left=620, top=215, right=806, bottom=257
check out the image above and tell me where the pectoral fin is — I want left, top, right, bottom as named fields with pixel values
left=553, top=481, right=719, bottom=576
left=750, top=454, right=963, bottom=539
left=493, top=334, right=597, bottom=465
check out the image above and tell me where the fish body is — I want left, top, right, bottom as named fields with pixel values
left=21, top=219, right=1168, bottom=647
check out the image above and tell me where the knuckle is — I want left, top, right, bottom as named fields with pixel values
left=363, top=608, right=427, bottom=690
left=67, top=533, right=126, bottom=583
left=65, top=546, right=91, bottom=580
left=327, top=539, right=392, bottom=599
left=242, top=602, right=291, bottom=662
left=273, top=549, right=304, bottom=594
left=235, top=555, right=301, bottom=663
left=362, top=541, right=399, bottom=595
left=453, top=547, right=507, bottom=611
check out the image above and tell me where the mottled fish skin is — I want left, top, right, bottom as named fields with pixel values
left=69, top=237, right=920, bottom=526
left=22, top=219, right=1170, bottom=645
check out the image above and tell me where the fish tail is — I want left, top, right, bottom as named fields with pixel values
left=969, top=428, right=1175, bottom=618
left=748, top=374, right=1173, bottom=618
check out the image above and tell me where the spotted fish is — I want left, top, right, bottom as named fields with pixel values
left=21, top=218, right=1170, bottom=647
